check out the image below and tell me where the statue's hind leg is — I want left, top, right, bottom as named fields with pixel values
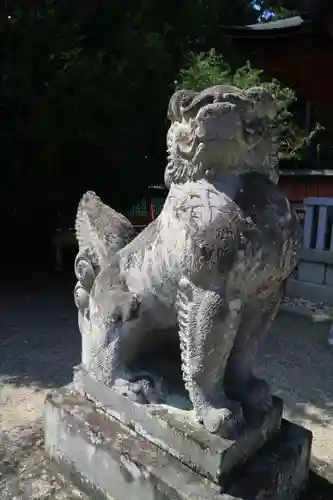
left=225, top=285, right=283, bottom=420
left=177, top=278, right=244, bottom=437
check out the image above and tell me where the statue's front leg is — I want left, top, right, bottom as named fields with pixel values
left=177, top=278, right=243, bottom=437
left=225, top=286, right=283, bottom=419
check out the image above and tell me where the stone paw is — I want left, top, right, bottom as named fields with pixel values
left=200, top=401, right=243, bottom=438
left=237, top=376, right=273, bottom=423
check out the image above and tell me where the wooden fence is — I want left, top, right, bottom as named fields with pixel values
left=302, top=197, right=333, bottom=252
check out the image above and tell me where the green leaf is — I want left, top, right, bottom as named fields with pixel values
left=176, top=50, right=322, bottom=161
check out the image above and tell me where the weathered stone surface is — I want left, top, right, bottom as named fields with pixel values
left=73, top=367, right=283, bottom=484
left=0, top=419, right=89, bottom=500
left=298, top=262, right=326, bottom=285
left=286, top=278, right=333, bottom=306
left=72, top=84, right=301, bottom=438
left=325, top=265, right=333, bottom=286
left=45, top=390, right=225, bottom=500
left=44, top=389, right=312, bottom=500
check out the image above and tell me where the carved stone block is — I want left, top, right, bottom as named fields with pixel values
left=298, top=261, right=325, bottom=284
left=44, top=389, right=312, bottom=500
left=73, top=365, right=283, bottom=486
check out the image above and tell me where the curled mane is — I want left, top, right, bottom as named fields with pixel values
left=165, top=85, right=279, bottom=187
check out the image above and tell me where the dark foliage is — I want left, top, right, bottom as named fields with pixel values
left=2, top=1, right=257, bottom=260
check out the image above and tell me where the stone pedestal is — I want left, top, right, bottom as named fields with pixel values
left=44, top=371, right=312, bottom=500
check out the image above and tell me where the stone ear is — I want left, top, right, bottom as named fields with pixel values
left=167, top=90, right=197, bottom=122
left=246, top=87, right=277, bottom=120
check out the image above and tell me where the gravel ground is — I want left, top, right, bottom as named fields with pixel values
left=0, top=276, right=80, bottom=432
left=255, top=311, right=333, bottom=480
left=1, top=274, right=333, bottom=487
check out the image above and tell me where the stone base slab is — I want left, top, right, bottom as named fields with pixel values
left=298, top=262, right=325, bottom=285
left=44, top=389, right=312, bottom=500
left=73, top=366, right=283, bottom=485
left=286, top=278, right=333, bottom=306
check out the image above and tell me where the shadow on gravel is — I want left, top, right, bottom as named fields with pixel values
left=0, top=269, right=80, bottom=389
left=254, top=311, right=333, bottom=483
left=257, top=313, right=333, bottom=421
left=1, top=270, right=333, bottom=494
left=304, top=470, right=333, bottom=500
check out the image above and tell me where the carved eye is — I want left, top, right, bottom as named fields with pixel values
left=180, top=94, right=193, bottom=107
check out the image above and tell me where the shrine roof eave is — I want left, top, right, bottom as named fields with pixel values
left=220, top=15, right=321, bottom=39
left=279, top=169, right=333, bottom=177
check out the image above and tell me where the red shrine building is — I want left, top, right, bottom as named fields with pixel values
left=134, top=5, right=333, bottom=225
left=220, top=4, right=333, bottom=209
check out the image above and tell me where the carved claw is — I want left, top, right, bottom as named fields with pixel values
left=198, top=401, right=243, bottom=437
left=202, top=408, right=234, bottom=434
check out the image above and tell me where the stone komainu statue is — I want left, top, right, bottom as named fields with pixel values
left=74, top=85, right=301, bottom=438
